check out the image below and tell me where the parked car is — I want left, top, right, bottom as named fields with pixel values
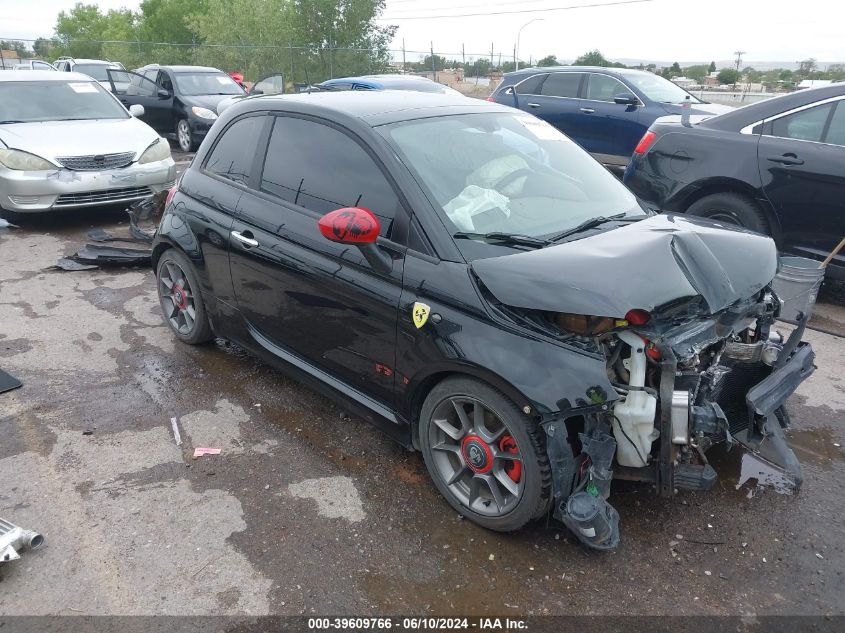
left=318, top=74, right=462, bottom=95
left=151, top=91, right=813, bottom=550
left=12, top=60, right=57, bottom=71
left=107, top=64, right=246, bottom=152
left=489, top=66, right=732, bottom=170
left=624, top=83, right=845, bottom=279
left=0, top=71, right=175, bottom=217
left=53, top=57, right=125, bottom=85
left=216, top=72, right=287, bottom=115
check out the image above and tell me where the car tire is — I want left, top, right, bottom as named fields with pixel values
left=685, top=192, right=770, bottom=235
left=419, top=376, right=552, bottom=532
left=0, top=207, right=23, bottom=225
left=155, top=248, right=213, bottom=345
left=176, top=119, right=197, bottom=152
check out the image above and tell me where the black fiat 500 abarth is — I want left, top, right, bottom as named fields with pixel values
left=152, top=91, right=815, bottom=550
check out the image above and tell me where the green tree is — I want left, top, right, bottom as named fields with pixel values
left=136, top=0, right=206, bottom=64
left=826, top=64, right=845, bottom=81
left=467, top=57, right=490, bottom=77
left=417, top=55, right=447, bottom=72
left=0, top=40, right=30, bottom=58
left=742, top=66, right=763, bottom=83
left=683, top=64, right=709, bottom=82
left=797, top=58, right=817, bottom=78
left=572, top=49, right=610, bottom=66
left=708, top=61, right=716, bottom=73
left=33, top=37, right=58, bottom=59
left=536, top=54, right=558, bottom=67
left=717, top=68, right=740, bottom=85
left=670, top=61, right=681, bottom=74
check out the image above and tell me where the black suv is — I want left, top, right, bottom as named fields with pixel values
left=107, top=65, right=245, bottom=152
left=152, top=91, right=814, bottom=550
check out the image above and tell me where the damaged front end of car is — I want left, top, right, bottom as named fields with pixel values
left=472, top=214, right=816, bottom=550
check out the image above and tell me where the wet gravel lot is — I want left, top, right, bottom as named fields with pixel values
left=1, top=150, right=844, bottom=618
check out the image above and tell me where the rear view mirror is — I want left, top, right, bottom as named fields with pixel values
left=250, top=88, right=264, bottom=95
left=318, top=207, right=392, bottom=273
left=128, top=104, right=145, bottom=117
left=614, top=93, right=638, bottom=105
left=504, top=86, right=519, bottom=108
left=158, top=89, right=171, bottom=99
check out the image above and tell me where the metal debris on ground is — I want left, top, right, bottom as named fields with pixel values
left=171, top=417, right=182, bottom=446
left=0, top=368, right=23, bottom=394
left=50, top=258, right=99, bottom=272
left=193, top=447, right=222, bottom=458
left=71, top=244, right=152, bottom=267
left=87, top=228, right=117, bottom=242
left=0, top=517, right=44, bottom=563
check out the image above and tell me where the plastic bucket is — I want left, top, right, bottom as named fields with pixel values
left=771, top=256, right=825, bottom=324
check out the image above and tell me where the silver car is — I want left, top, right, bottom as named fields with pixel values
left=0, top=71, right=176, bottom=214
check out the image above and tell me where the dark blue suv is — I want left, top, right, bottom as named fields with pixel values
left=490, top=66, right=731, bottom=169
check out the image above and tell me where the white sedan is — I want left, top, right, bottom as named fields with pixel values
left=0, top=71, right=176, bottom=215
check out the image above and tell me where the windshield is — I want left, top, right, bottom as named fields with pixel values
left=0, top=81, right=128, bottom=123
left=379, top=112, right=642, bottom=248
left=624, top=73, right=702, bottom=104
left=386, top=81, right=459, bottom=94
left=73, top=63, right=115, bottom=81
left=174, top=72, right=245, bottom=96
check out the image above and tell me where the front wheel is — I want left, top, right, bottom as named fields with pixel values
left=419, top=377, right=552, bottom=532
left=176, top=119, right=197, bottom=152
left=156, top=249, right=213, bottom=344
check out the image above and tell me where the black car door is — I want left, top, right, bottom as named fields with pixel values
left=758, top=97, right=845, bottom=265
left=227, top=114, right=408, bottom=413
left=107, top=69, right=170, bottom=133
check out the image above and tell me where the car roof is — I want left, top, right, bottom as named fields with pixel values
left=700, top=82, right=845, bottom=131
left=229, top=90, right=511, bottom=126
left=67, top=58, right=116, bottom=65
left=325, top=74, right=436, bottom=84
left=0, top=71, right=98, bottom=82
left=505, top=66, right=649, bottom=77
left=138, top=65, right=225, bottom=73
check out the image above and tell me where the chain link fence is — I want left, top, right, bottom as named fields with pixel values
left=1, top=38, right=524, bottom=96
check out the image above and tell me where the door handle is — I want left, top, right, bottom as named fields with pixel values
left=527, top=102, right=541, bottom=108
left=231, top=230, right=259, bottom=248
left=580, top=107, right=595, bottom=114
left=767, top=154, right=804, bottom=166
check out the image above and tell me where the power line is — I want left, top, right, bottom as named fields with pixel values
left=378, top=0, right=654, bottom=20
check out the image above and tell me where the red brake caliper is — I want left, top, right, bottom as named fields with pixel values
left=499, top=435, right=522, bottom=483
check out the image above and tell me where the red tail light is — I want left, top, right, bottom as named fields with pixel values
left=625, top=309, right=651, bottom=326
left=633, top=131, right=656, bottom=155
left=165, top=184, right=178, bottom=207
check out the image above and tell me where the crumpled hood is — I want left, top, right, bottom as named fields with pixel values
left=471, top=214, right=777, bottom=318
left=0, top=118, right=159, bottom=164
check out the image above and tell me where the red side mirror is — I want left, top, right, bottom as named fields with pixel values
left=318, top=207, right=380, bottom=244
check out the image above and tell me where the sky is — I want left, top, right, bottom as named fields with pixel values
left=3, top=0, right=844, bottom=66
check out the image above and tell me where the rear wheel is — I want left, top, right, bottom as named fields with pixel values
left=419, top=377, right=551, bottom=531
left=686, top=192, right=770, bottom=235
left=156, top=249, right=213, bottom=344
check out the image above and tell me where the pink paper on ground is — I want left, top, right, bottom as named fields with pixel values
left=193, top=447, right=222, bottom=457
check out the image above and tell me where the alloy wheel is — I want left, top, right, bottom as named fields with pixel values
left=158, top=259, right=197, bottom=335
left=427, top=396, right=524, bottom=517
left=177, top=120, right=191, bottom=152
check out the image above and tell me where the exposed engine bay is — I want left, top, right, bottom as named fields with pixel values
left=542, top=287, right=815, bottom=550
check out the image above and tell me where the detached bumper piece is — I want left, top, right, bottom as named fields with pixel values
left=0, top=517, right=44, bottom=563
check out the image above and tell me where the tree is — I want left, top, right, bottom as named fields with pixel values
left=797, top=58, right=817, bottom=78
left=572, top=49, right=610, bottom=67
left=670, top=61, right=681, bottom=74
left=417, top=54, right=447, bottom=72
left=536, top=54, right=558, bottom=67
left=717, top=68, right=740, bottom=85
left=742, top=66, right=763, bottom=83
left=0, top=40, right=30, bottom=58
left=683, top=64, right=709, bottom=82
left=467, top=57, right=490, bottom=77
left=708, top=61, right=716, bottom=73
left=33, top=37, right=58, bottom=59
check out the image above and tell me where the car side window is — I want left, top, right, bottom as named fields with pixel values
left=157, top=71, right=174, bottom=92
left=586, top=74, right=634, bottom=102
left=823, top=102, right=845, bottom=146
left=126, top=71, right=158, bottom=97
left=260, top=116, right=400, bottom=237
left=540, top=73, right=581, bottom=98
left=204, top=116, right=266, bottom=185
left=770, top=103, right=834, bottom=143
left=514, top=74, right=547, bottom=95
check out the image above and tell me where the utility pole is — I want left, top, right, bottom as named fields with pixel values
left=461, top=43, right=465, bottom=68
left=431, top=41, right=436, bottom=82
left=733, top=51, right=745, bottom=90
left=402, top=38, right=406, bottom=73
left=513, top=45, right=516, bottom=69
left=490, top=43, right=494, bottom=69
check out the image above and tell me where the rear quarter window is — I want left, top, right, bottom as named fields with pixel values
left=204, top=115, right=266, bottom=185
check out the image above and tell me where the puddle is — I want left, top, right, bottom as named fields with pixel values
left=737, top=452, right=796, bottom=497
